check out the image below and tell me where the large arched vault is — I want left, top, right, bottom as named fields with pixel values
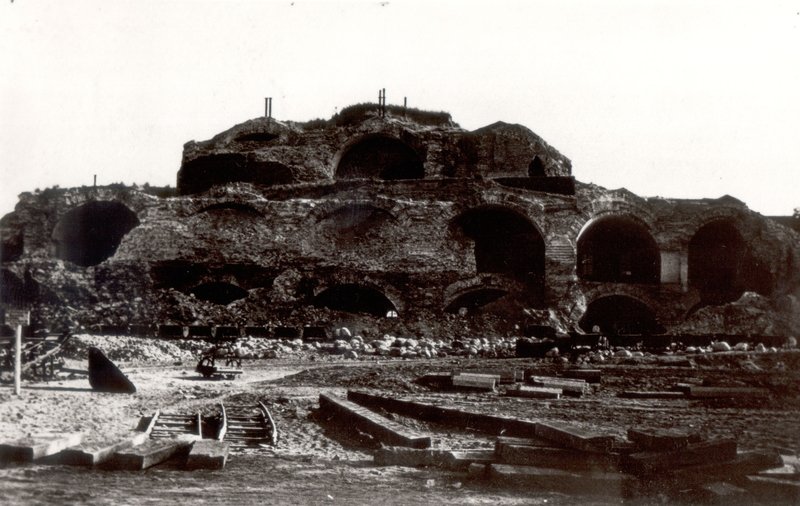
left=51, top=201, right=139, bottom=267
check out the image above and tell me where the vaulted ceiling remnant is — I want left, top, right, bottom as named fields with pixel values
left=336, top=134, right=424, bottom=180
left=577, top=215, right=660, bottom=284
left=51, top=201, right=139, bottom=267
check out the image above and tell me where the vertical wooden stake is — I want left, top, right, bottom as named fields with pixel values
left=14, top=324, right=22, bottom=396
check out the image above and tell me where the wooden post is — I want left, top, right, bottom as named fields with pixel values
left=14, top=324, right=22, bottom=395
left=403, top=97, right=407, bottom=117
left=93, top=174, right=97, bottom=187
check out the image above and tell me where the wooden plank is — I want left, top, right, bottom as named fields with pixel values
left=185, top=440, right=230, bottom=470
left=0, top=433, right=83, bottom=463
left=319, top=393, right=431, bottom=449
left=497, top=443, right=620, bottom=472
left=535, top=421, right=615, bottom=453
left=506, top=384, right=561, bottom=399
left=623, top=439, right=738, bottom=475
left=627, top=427, right=704, bottom=451
left=107, top=436, right=197, bottom=470
left=687, top=386, right=770, bottom=399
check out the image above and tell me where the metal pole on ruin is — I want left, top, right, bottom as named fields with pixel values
left=265, top=97, right=273, bottom=125
left=404, top=97, right=407, bottom=118
left=378, top=89, right=386, bottom=117
left=14, top=324, right=22, bottom=396
left=93, top=174, right=97, bottom=187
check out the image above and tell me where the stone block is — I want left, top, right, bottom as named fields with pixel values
left=527, top=376, right=587, bottom=396
left=619, top=391, right=686, bottom=400
left=627, top=427, right=704, bottom=451
left=470, top=369, right=519, bottom=384
left=687, top=386, right=770, bottom=399
left=373, top=447, right=438, bottom=467
left=494, top=436, right=554, bottom=454
left=107, top=436, right=195, bottom=470
left=347, top=390, right=539, bottom=438
left=0, top=433, right=83, bottom=463
left=667, top=450, right=782, bottom=485
left=185, top=440, right=230, bottom=470
left=319, top=393, right=431, bottom=448
left=745, top=476, right=800, bottom=503
left=415, top=373, right=452, bottom=389
left=451, top=373, right=498, bottom=391
left=440, top=450, right=495, bottom=471
left=487, top=464, right=631, bottom=496
left=694, top=482, right=749, bottom=503
left=506, top=384, right=561, bottom=399
left=562, top=369, right=602, bottom=383
left=535, top=421, right=615, bottom=452
left=497, top=443, right=620, bottom=472
left=467, top=463, right=487, bottom=478
left=624, top=439, right=738, bottom=475
left=52, top=432, right=148, bottom=466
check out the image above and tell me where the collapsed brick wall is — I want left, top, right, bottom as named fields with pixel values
left=1, top=109, right=798, bottom=337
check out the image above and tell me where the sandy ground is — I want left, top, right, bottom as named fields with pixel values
left=1, top=348, right=799, bottom=504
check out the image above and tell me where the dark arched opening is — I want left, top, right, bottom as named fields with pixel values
left=336, top=135, right=424, bottom=180
left=0, top=229, right=23, bottom=263
left=52, top=201, right=139, bottom=267
left=577, top=216, right=660, bottom=284
left=453, top=207, right=545, bottom=299
left=445, top=288, right=508, bottom=314
left=319, top=204, right=394, bottom=245
left=178, top=154, right=294, bottom=195
left=313, top=284, right=397, bottom=317
left=579, top=296, right=663, bottom=334
left=689, top=220, right=746, bottom=304
left=528, top=156, right=545, bottom=177
left=190, top=282, right=249, bottom=305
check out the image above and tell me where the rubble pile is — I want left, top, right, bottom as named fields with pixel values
left=323, top=330, right=517, bottom=360
left=62, top=334, right=202, bottom=363
left=676, top=292, right=800, bottom=337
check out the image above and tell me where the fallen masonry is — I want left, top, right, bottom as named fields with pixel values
left=342, top=389, right=796, bottom=501
left=0, top=433, right=83, bottom=464
left=318, top=393, right=432, bottom=449
left=106, top=435, right=198, bottom=471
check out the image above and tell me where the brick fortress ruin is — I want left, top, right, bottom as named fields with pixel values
left=1, top=104, right=799, bottom=338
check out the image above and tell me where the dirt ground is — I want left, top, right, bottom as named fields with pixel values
left=1, top=345, right=799, bottom=505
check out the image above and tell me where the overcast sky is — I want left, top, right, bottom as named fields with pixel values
left=1, top=0, right=798, bottom=217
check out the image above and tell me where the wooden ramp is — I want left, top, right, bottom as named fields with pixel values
left=149, top=412, right=202, bottom=440
left=223, top=404, right=275, bottom=450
